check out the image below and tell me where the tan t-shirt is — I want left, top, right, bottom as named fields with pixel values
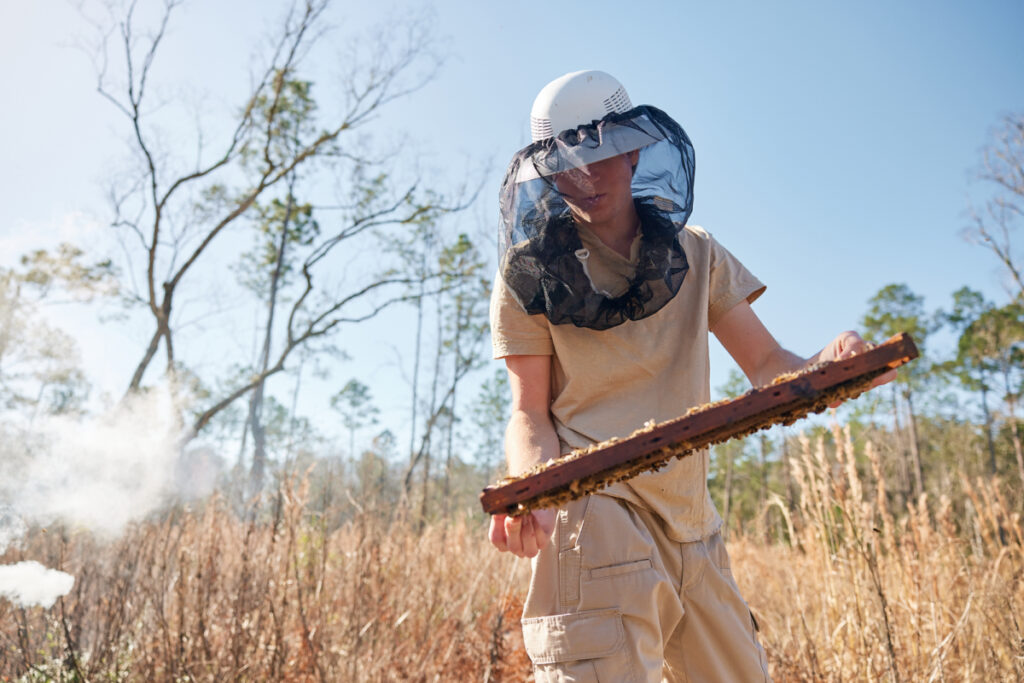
left=490, top=224, right=765, bottom=542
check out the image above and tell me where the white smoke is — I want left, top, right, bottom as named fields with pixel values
left=0, top=561, right=75, bottom=608
left=1, top=386, right=184, bottom=536
left=0, top=505, right=27, bottom=555
left=0, top=386, right=211, bottom=609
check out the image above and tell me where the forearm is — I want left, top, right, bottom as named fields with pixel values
left=748, top=346, right=810, bottom=387
left=748, top=331, right=881, bottom=389
left=505, top=408, right=561, bottom=476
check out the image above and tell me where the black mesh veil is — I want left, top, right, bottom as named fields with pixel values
left=498, top=106, right=696, bottom=330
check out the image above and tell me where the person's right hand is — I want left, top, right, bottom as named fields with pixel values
left=488, top=508, right=557, bottom=558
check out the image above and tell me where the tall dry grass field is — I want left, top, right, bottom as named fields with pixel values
left=0, top=476, right=532, bottom=682
left=2, top=432, right=1022, bottom=681
left=732, top=426, right=1024, bottom=682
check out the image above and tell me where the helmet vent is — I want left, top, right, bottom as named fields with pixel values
left=531, top=116, right=554, bottom=141
left=603, top=87, right=632, bottom=115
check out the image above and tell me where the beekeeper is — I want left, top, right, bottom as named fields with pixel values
left=487, top=70, right=890, bottom=682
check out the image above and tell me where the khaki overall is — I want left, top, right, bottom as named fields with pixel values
left=491, top=225, right=772, bottom=681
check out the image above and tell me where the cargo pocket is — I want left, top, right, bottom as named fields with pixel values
left=522, top=608, right=637, bottom=683
left=706, top=532, right=736, bottom=584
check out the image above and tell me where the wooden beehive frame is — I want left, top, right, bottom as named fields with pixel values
left=480, top=332, right=918, bottom=516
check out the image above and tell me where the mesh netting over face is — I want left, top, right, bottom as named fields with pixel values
left=498, top=106, right=696, bottom=330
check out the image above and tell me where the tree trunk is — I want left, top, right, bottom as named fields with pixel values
left=442, top=299, right=462, bottom=521
left=417, top=292, right=445, bottom=525
left=979, top=383, right=997, bottom=475
left=890, top=386, right=909, bottom=507
left=722, top=446, right=734, bottom=540
left=286, top=358, right=304, bottom=460
left=904, top=389, right=924, bottom=500
left=1006, top=393, right=1024, bottom=493
left=246, top=386, right=268, bottom=496
left=781, top=430, right=796, bottom=514
left=247, top=183, right=295, bottom=495
left=758, top=433, right=769, bottom=543
left=419, top=440, right=432, bottom=526
left=127, top=318, right=168, bottom=391
left=407, top=270, right=425, bottom=497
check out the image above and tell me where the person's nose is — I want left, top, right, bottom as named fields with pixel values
left=573, top=165, right=601, bottom=187
left=560, top=168, right=594, bottom=192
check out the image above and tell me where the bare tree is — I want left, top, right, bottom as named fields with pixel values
left=77, top=0, right=469, bottom=450
left=400, top=234, right=490, bottom=519
left=964, top=112, right=1024, bottom=300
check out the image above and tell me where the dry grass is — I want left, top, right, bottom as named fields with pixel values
left=732, top=426, right=1024, bottom=682
left=2, top=433, right=1022, bottom=681
left=0, top=475, right=532, bottom=682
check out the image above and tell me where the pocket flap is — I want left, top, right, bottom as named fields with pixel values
left=521, top=608, right=625, bottom=665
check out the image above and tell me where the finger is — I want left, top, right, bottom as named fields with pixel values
left=520, top=514, right=539, bottom=558
left=505, top=515, right=524, bottom=556
left=870, top=368, right=899, bottom=388
left=832, top=367, right=899, bottom=408
left=535, top=508, right=557, bottom=538
left=837, top=346, right=859, bottom=360
left=530, top=514, right=553, bottom=554
left=489, top=515, right=509, bottom=552
left=836, top=331, right=866, bottom=360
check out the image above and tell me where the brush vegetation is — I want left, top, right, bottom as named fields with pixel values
left=2, top=425, right=1021, bottom=681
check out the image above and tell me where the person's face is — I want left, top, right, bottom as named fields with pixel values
left=552, top=150, right=639, bottom=227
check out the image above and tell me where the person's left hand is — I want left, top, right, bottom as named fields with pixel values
left=819, top=330, right=898, bottom=407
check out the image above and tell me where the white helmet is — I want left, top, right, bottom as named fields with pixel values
left=529, top=70, right=633, bottom=142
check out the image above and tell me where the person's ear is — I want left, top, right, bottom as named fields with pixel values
left=628, top=148, right=640, bottom=176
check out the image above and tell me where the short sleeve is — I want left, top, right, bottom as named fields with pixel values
left=489, top=271, right=554, bottom=359
left=706, top=233, right=766, bottom=328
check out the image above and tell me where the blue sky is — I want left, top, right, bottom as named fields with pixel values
left=1, top=1, right=1022, bottom=454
